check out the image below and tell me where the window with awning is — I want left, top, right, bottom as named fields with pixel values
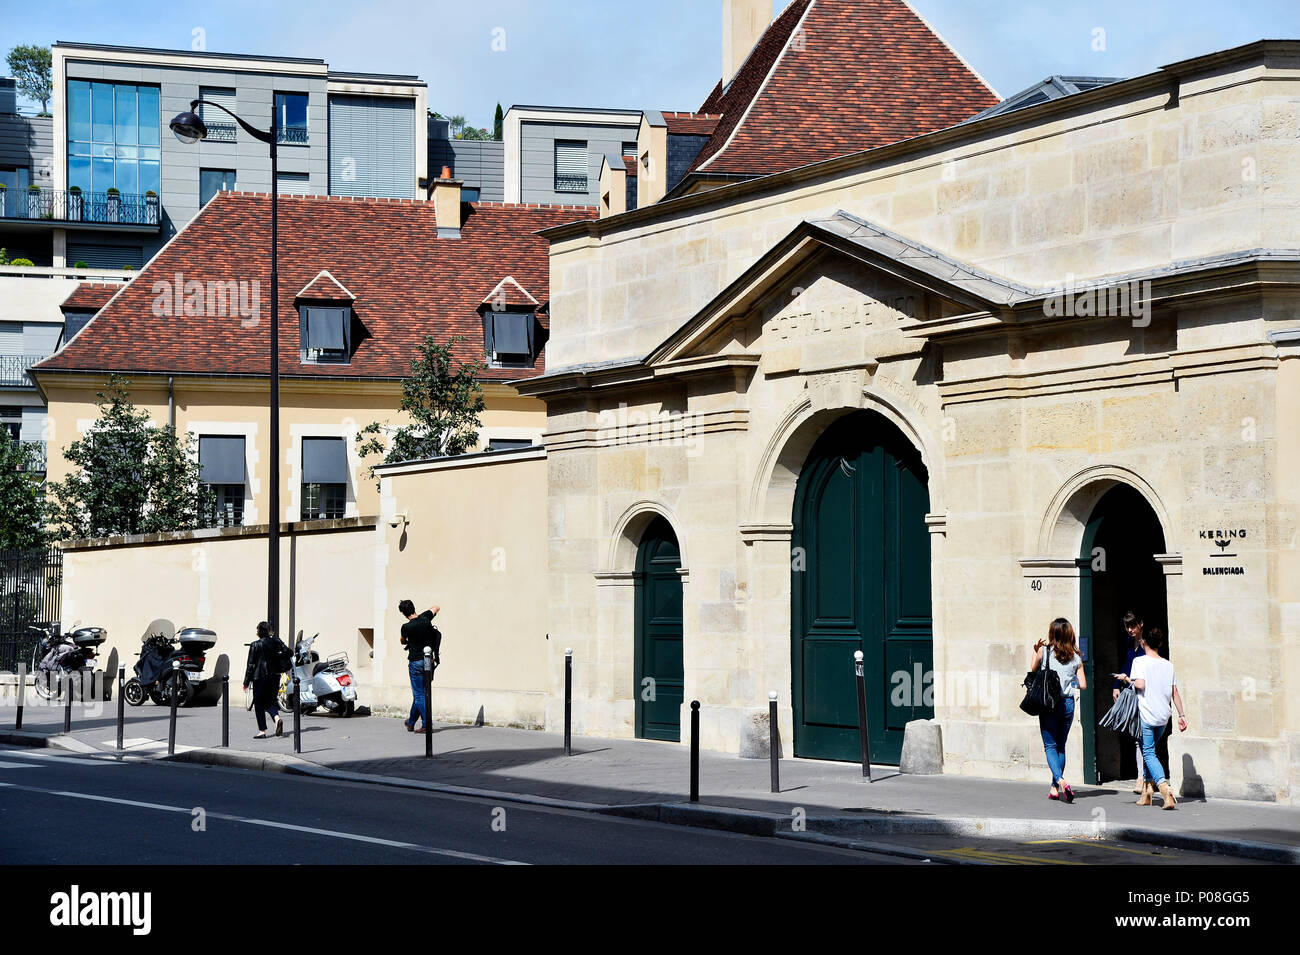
left=300, top=306, right=351, bottom=363
left=199, top=434, right=245, bottom=527
left=301, top=437, right=348, bottom=520
left=483, top=310, right=536, bottom=366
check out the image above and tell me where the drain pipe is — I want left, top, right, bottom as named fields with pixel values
left=168, top=376, right=175, bottom=429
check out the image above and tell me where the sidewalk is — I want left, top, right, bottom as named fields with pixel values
left=5, top=700, right=1298, bottom=862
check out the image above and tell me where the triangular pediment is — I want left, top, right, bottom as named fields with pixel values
left=647, top=212, right=1033, bottom=369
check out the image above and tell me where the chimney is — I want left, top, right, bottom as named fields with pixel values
left=0, top=78, right=16, bottom=115
left=432, top=165, right=463, bottom=239
left=598, top=153, right=627, bottom=219
left=722, top=0, right=770, bottom=89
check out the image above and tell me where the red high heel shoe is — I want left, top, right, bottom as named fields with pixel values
left=1061, top=783, right=1076, bottom=803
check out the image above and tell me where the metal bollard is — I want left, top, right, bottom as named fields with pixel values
left=292, top=677, right=301, bottom=754
left=221, top=674, right=229, bottom=748
left=116, top=667, right=125, bottom=751
left=15, top=662, right=24, bottom=730
left=689, top=700, right=700, bottom=803
left=769, top=691, right=780, bottom=794
left=63, top=672, right=72, bottom=733
left=423, top=646, right=433, bottom=758
left=563, top=648, right=573, bottom=757
left=854, top=650, right=872, bottom=782
left=167, top=661, right=180, bottom=756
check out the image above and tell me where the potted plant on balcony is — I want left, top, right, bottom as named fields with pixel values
left=68, top=185, right=83, bottom=222
left=144, top=189, right=159, bottom=225
left=105, top=186, right=121, bottom=223
left=27, top=183, right=42, bottom=218
left=0, top=183, right=5, bottom=217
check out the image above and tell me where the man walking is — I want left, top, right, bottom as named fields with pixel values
left=399, top=598, right=440, bottom=732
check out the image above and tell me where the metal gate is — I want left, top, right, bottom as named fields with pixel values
left=0, top=546, right=63, bottom=672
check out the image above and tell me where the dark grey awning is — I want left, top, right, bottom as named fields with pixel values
left=305, top=307, right=347, bottom=350
left=491, top=311, right=532, bottom=355
left=199, top=435, right=245, bottom=485
left=302, top=437, right=348, bottom=484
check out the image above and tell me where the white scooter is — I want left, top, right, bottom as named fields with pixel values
left=278, top=631, right=357, bottom=717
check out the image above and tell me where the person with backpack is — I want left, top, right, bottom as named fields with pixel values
left=399, top=598, right=440, bottom=732
left=1115, top=627, right=1187, bottom=809
left=1029, top=617, right=1087, bottom=803
left=243, top=621, right=285, bottom=739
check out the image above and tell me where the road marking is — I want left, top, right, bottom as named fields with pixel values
left=932, top=846, right=1084, bottom=866
left=1027, top=838, right=1164, bottom=856
left=0, top=780, right=527, bottom=865
left=0, top=761, right=40, bottom=769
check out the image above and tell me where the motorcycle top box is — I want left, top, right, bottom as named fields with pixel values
left=70, top=626, right=107, bottom=648
left=177, top=627, right=217, bottom=652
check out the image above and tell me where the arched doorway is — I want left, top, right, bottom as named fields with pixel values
left=634, top=516, right=683, bottom=741
left=1078, top=483, right=1169, bottom=784
left=791, top=410, right=933, bottom=763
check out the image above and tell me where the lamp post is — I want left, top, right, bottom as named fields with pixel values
left=169, top=99, right=281, bottom=632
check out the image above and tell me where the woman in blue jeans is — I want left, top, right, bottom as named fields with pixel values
left=1030, top=617, right=1087, bottom=802
left=1115, top=627, right=1186, bottom=809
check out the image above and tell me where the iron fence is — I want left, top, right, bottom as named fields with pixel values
left=0, top=187, right=159, bottom=227
left=0, top=547, right=63, bottom=672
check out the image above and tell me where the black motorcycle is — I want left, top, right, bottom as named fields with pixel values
left=123, top=624, right=216, bottom=707
left=31, top=624, right=109, bottom=701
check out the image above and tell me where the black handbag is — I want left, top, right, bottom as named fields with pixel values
left=1019, top=645, right=1063, bottom=716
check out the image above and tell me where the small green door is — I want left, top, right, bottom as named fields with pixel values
left=635, top=517, right=684, bottom=741
left=792, top=412, right=933, bottom=764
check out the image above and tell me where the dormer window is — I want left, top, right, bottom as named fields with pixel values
left=300, top=306, right=351, bottom=364
left=484, top=310, right=537, bottom=368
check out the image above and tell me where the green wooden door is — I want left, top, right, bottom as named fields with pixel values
left=635, top=516, right=684, bottom=741
left=792, top=412, right=933, bottom=764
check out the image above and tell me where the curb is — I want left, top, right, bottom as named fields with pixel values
left=160, top=745, right=1300, bottom=864
left=0, top=730, right=51, bottom=748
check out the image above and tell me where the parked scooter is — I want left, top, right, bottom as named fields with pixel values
left=278, top=631, right=357, bottom=716
left=31, top=622, right=109, bottom=701
left=123, top=618, right=216, bottom=707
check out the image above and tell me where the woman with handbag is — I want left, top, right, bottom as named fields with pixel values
left=1113, top=611, right=1148, bottom=793
left=1115, top=627, right=1186, bottom=809
left=242, top=621, right=284, bottom=740
left=1030, top=617, right=1087, bottom=803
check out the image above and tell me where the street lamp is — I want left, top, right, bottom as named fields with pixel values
left=169, top=98, right=282, bottom=635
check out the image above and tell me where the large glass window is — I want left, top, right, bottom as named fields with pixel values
left=66, top=80, right=161, bottom=196
left=199, top=435, right=245, bottom=527
left=301, top=437, right=347, bottom=520
left=275, top=92, right=309, bottom=144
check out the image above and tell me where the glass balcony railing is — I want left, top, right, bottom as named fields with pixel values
left=0, top=354, right=51, bottom=388
left=0, top=187, right=160, bottom=227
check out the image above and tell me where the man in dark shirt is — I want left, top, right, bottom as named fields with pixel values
left=399, top=598, right=440, bottom=732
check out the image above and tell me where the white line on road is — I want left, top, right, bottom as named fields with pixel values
left=0, top=780, right=527, bottom=865
left=0, top=761, right=41, bottom=769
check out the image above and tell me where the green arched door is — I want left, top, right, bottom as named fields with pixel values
left=635, top=516, right=684, bottom=741
left=792, top=412, right=933, bottom=763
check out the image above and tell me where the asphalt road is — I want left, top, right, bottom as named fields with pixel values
left=0, top=746, right=1255, bottom=865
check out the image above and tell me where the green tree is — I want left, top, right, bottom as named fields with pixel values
left=45, top=376, right=209, bottom=540
left=0, top=428, right=47, bottom=550
left=356, top=335, right=485, bottom=475
left=493, top=103, right=504, bottom=141
left=6, top=44, right=52, bottom=114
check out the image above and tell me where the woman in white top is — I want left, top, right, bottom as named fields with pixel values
left=1029, top=617, right=1087, bottom=803
left=1115, top=627, right=1187, bottom=809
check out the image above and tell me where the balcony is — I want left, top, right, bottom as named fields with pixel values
left=276, top=126, right=309, bottom=145
left=0, top=354, right=51, bottom=389
left=554, top=174, right=588, bottom=194
left=204, top=122, right=238, bottom=143
left=0, top=187, right=161, bottom=232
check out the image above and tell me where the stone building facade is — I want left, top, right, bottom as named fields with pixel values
left=519, top=41, right=1300, bottom=803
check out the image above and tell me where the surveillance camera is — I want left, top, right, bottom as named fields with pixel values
left=389, top=513, right=408, bottom=530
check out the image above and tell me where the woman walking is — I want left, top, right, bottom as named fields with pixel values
left=243, top=621, right=284, bottom=740
left=1114, top=610, right=1148, bottom=793
left=1115, top=627, right=1186, bottom=809
left=1030, top=617, right=1087, bottom=803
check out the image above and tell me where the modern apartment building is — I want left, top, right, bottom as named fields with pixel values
left=14, top=42, right=429, bottom=270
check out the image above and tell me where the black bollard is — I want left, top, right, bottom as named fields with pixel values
left=769, top=691, right=780, bottom=794
left=423, top=646, right=433, bottom=758
left=116, top=667, right=125, bottom=752
left=221, top=674, right=229, bottom=748
left=15, top=662, right=24, bottom=730
left=854, top=650, right=872, bottom=782
left=167, top=662, right=180, bottom=756
left=62, top=672, right=72, bottom=733
left=563, top=648, right=573, bottom=757
left=292, top=677, right=301, bottom=754
left=689, top=700, right=700, bottom=803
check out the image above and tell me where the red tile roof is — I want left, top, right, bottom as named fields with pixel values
left=60, top=282, right=125, bottom=313
left=623, top=156, right=638, bottom=176
left=662, top=112, right=722, bottom=136
left=690, top=0, right=998, bottom=179
left=36, top=192, right=596, bottom=382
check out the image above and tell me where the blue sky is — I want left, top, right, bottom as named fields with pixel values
left=3, top=0, right=1298, bottom=124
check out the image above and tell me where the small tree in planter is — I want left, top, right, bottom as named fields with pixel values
left=105, top=187, right=121, bottom=222
left=67, top=185, right=83, bottom=221
left=27, top=183, right=42, bottom=218
left=144, top=189, right=158, bottom=225
left=0, top=182, right=6, bottom=217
